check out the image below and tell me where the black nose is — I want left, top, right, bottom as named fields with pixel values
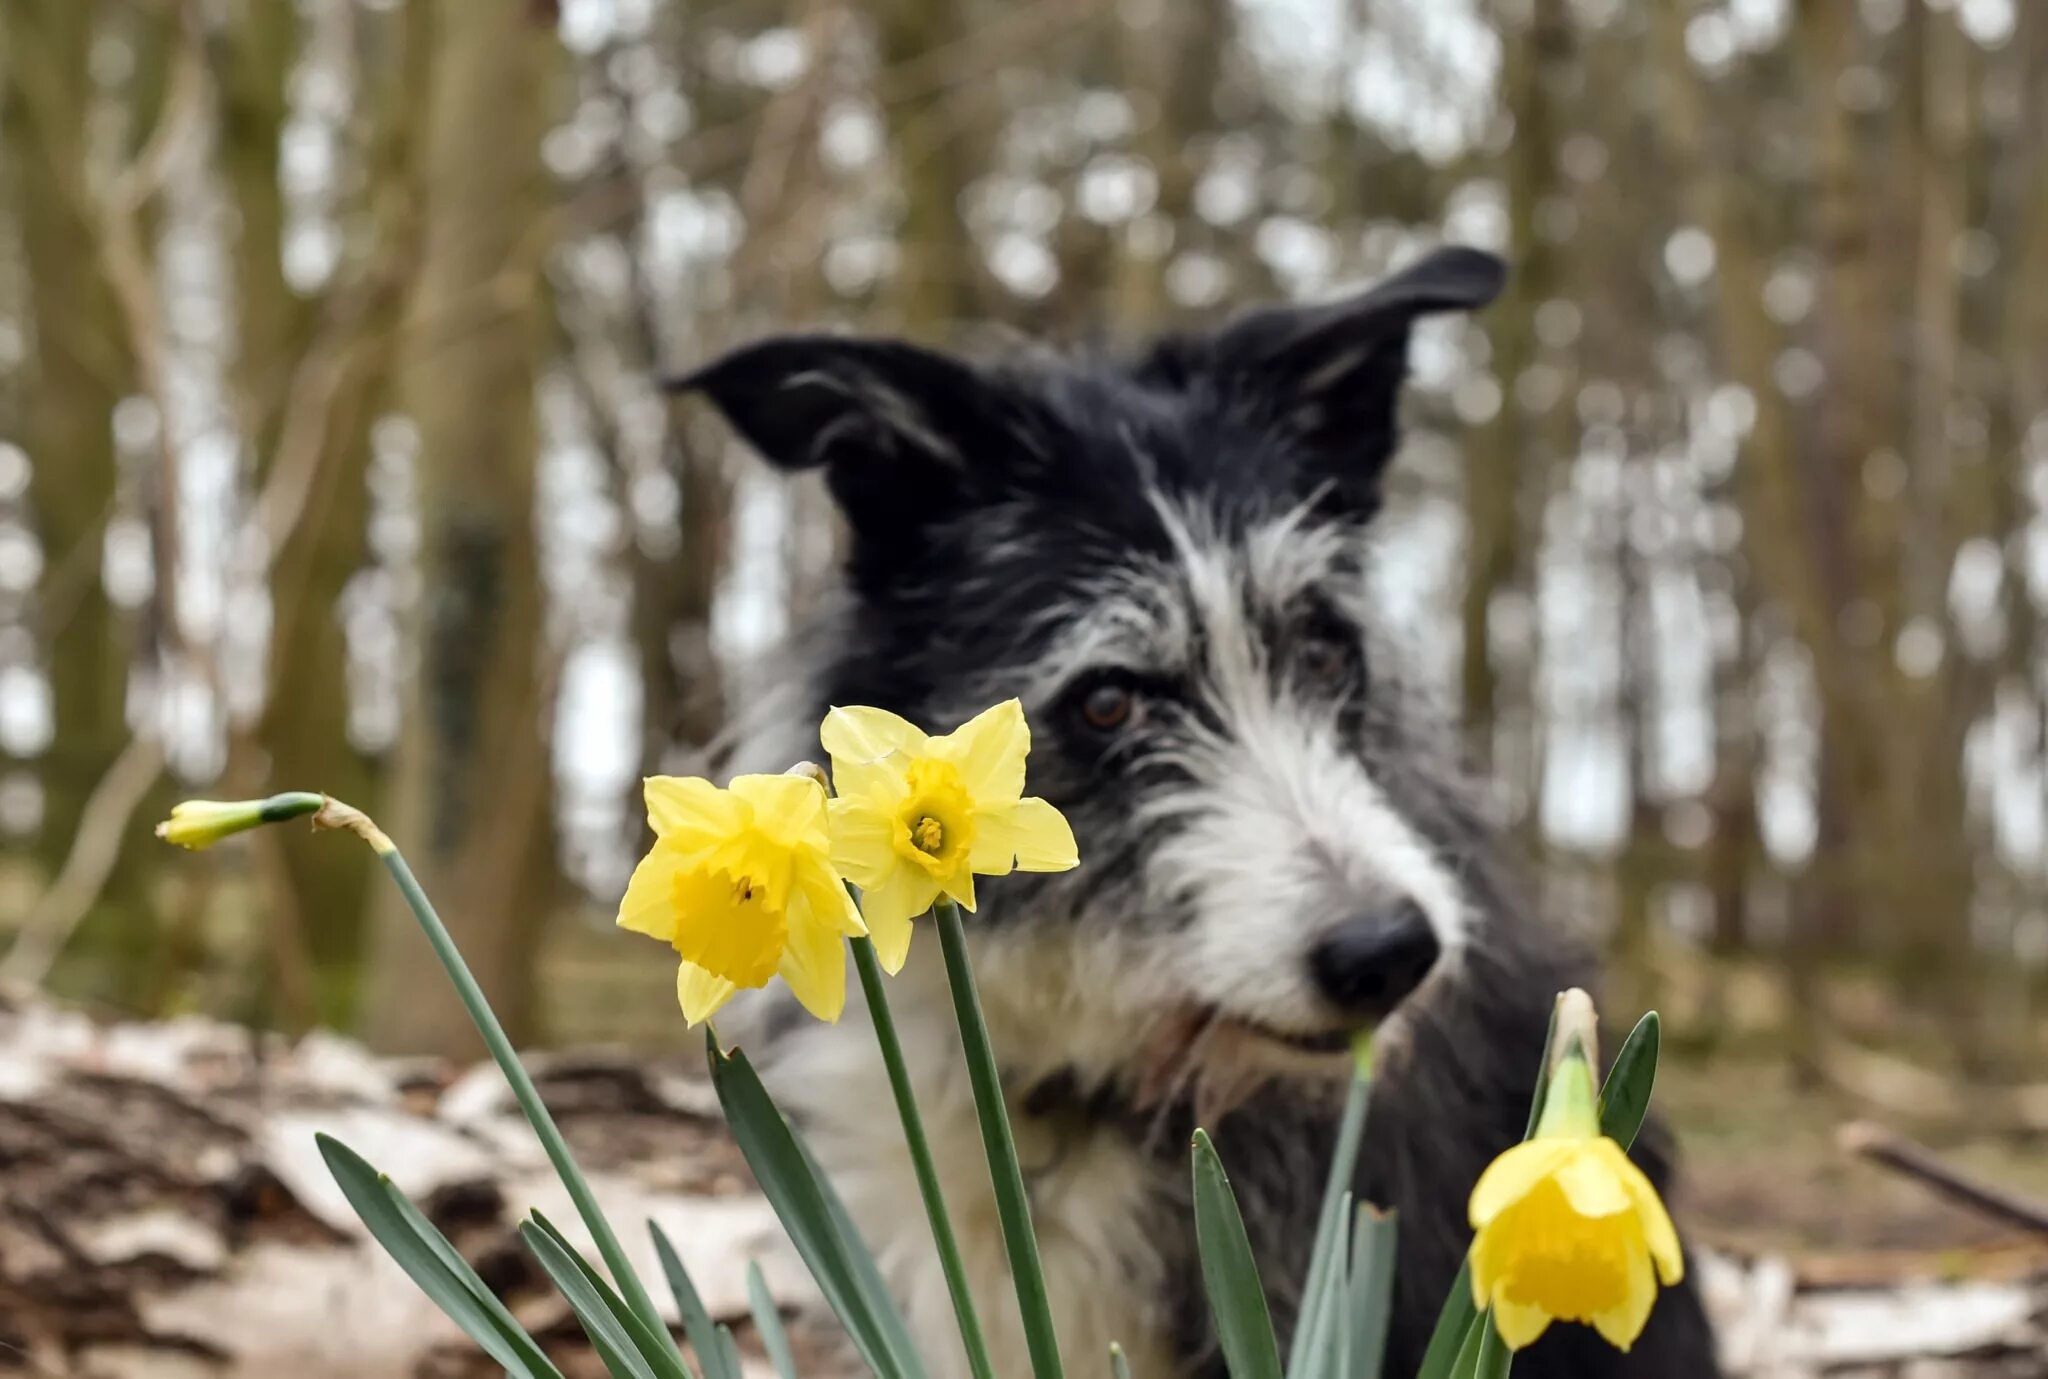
left=1308, top=901, right=1441, bottom=1018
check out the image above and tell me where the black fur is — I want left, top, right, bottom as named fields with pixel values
left=674, top=246, right=1720, bottom=1378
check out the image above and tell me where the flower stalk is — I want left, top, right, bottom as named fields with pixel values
left=317, top=799, right=671, bottom=1340
left=851, top=933, right=998, bottom=1379
left=935, top=896, right=1066, bottom=1379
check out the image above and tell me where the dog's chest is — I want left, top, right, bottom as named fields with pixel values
left=764, top=1014, right=1186, bottom=1379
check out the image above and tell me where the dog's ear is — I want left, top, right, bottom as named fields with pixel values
left=1209, top=245, right=1505, bottom=508
left=667, top=334, right=1035, bottom=565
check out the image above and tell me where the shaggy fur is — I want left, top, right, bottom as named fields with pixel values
left=675, top=246, right=1720, bottom=1379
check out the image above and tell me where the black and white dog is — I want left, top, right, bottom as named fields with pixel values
left=677, top=246, right=1720, bottom=1379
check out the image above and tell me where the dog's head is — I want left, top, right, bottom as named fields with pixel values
left=677, top=247, right=1508, bottom=1098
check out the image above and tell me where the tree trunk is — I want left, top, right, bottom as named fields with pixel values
left=361, top=1, right=559, bottom=1056
left=6, top=2, right=136, bottom=962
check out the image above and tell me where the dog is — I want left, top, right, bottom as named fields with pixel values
left=675, top=245, right=1721, bottom=1379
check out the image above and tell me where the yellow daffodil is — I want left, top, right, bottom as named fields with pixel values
left=1467, top=1053, right=1683, bottom=1351
left=820, top=699, right=1077, bottom=969
left=616, top=773, right=864, bottom=1025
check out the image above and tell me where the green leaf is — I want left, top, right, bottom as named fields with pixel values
left=527, top=1211, right=692, bottom=1379
left=651, top=1222, right=734, bottom=1379
left=747, top=1261, right=798, bottom=1379
left=316, top=1134, right=562, bottom=1379
left=715, top=1324, right=746, bottom=1379
left=791, top=1115, right=928, bottom=1372
left=1470, top=1314, right=1514, bottom=1379
left=1291, top=1190, right=1353, bottom=1379
left=1344, top=1206, right=1397, bottom=1379
left=1109, top=1343, right=1133, bottom=1379
left=523, top=1218, right=665, bottom=1379
left=1414, top=1266, right=1476, bottom=1379
left=1190, top=1129, right=1284, bottom=1379
left=1598, top=1011, right=1660, bottom=1150
left=1519, top=999, right=1564, bottom=1138
left=708, top=1034, right=923, bottom=1379
left=1287, top=1074, right=1370, bottom=1379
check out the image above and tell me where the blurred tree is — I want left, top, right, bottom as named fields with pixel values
left=362, top=0, right=561, bottom=1055
left=5, top=1, right=148, bottom=991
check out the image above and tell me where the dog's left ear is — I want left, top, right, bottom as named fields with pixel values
left=1209, top=245, right=1505, bottom=508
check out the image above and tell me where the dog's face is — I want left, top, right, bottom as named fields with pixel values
left=682, top=247, right=1506, bottom=1092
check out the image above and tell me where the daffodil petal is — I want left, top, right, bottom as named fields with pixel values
left=822, top=705, right=930, bottom=763
left=861, top=865, right=940, bottom=938
left=798, top=863, right=867, bottom=939
left=934, top=699, right=1029, bottom=801
left=1468, top=1138, right=1579, bottom=1226
left=1613, top=1154, right=1686, bottom=1284
left=1591, top=1245, right=1657, bottom=1350
left=617, top=846, right=685, bottom=941
left=677, top=962, right=738, bottom=1025
left=828, top=797, right=900, bottom=887
left=1553, top=1143, right=1634, bottom=1218
left=864, top=904, right=916, bottom=974
left=984, top=795, right=1078, bottom=872
left=645, top=776, right=745, bottom=845
left=1490, top=1295, right=1553, bottom=1351
left=729, top=773, right=828, bottom=851
left=776, top=912, right=847, bottom=1022
left=939, top=865, right=976, bottom=913
left=1469, top=1223, right=1504, bottom=1307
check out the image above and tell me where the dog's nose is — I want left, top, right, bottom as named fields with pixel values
left=1308, top=901, right=1441, bottom=1018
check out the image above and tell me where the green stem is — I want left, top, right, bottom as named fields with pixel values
left=852, top=936, right=997, bottom=1379
left=375, top=846, right=668, bottom=1338
left=933, top=898, right=1066, bottom=1379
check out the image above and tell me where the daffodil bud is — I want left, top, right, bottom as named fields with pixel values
left=1550, top=986, right=1600, bottom=1076
left=154, top=793, right=325, bottom=850
left=785, top=760, right=834, bottom=794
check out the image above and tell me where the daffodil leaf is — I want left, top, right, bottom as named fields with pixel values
left=1470, top=1313, right=1514, bottom=1379
left=1291, top=1189, right=1352, bottom=1379
left=714, top=1324, right=746, bottom=1379
left=1519, top=998, right=1563, bottom=1138
left=526, top=1211, right=693, bottom=1379
left=1598, top=1011, right=1660, bottom=1151
left=1344, top=1205, right=1397, bottom=1379
left=523, top=1219, right=660, bottom=1379
left=315, top=1134, right=562, bottom=1379
left=1191, top=1129, right=1284, bottom=1379
left=1413, top=1273, right=1477, bottom=1379
left=747, top=1261, right=799, bottom=1379
left=789, top=1117, right=929, bottom=1374
left=651, top=1223, right=735, bottom=1379
left=708, top=1033, right=925, bottom=1379
left=1287, top=1074, right=1370, bottom=1379
left=1110, top=1343, right=1134, bottom=1379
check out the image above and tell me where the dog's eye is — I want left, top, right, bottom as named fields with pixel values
left=1079, top=681, right=1136, bottom=732
left=1298, top=630, right=1361, bottom=689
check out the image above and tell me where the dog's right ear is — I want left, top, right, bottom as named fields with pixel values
left=667, top=334, right=1033, bottom=562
